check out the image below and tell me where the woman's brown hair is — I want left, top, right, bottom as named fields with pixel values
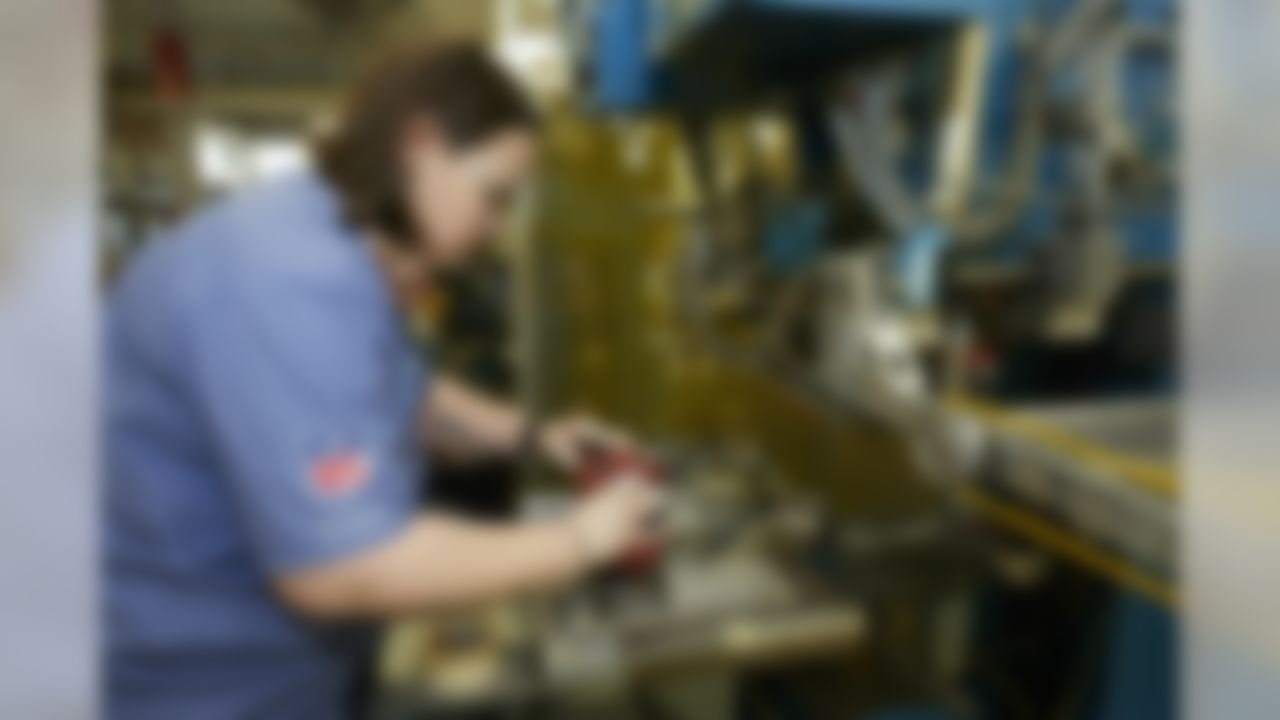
left=315, top=39, right=539, bottom=244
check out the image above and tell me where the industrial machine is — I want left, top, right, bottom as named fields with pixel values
left=521, top=0, right=1177, bottom=717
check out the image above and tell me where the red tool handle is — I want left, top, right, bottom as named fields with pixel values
left=573, top=449, right=665, bottom=574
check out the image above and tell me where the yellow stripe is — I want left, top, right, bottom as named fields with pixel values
left=963, top=488, right=1178, bottom=609
left=946, top=394, right=1178, bottom=499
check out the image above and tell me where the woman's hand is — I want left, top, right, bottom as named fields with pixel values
left=536, top=413, right=634, bottom=471
left=561, top=472, right=664, bottom=569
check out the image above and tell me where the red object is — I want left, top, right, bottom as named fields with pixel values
left=574, top=450, right=665, bottom=574
left=309, top=450, right=372, bottom=500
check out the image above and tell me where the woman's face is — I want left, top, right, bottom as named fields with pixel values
left=399, top=122, right=538, bottom=270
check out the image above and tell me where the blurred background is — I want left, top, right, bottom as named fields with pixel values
left=103, top=0, right=1178, bottom=718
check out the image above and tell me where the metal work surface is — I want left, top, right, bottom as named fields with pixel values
left=378, top=448, right=869, bottom=718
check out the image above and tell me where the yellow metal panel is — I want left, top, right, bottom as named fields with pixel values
left=527, top=110, right=934, bottom=514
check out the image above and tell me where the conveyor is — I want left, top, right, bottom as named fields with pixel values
left=944, top=396, right=1177, bottom=605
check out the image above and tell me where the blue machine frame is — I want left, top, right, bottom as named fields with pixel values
left=580, top=2, right=1178, bottom=718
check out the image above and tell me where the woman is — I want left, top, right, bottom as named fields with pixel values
left=104, top=40, right=660, bottom=719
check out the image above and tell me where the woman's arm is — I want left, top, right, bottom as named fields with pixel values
left=421, top=375, right=527, bottom=460
left=274, top=514, right=579, bottom=619
left=423, top=375, right=634, bottom=469
left=272, top=473, right=660, bottom=620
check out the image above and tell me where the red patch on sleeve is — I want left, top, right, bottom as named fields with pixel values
left=309, top=450, right=371, bottom=499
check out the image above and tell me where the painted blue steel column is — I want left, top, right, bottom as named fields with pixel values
left=592, top=0, right=658, bottom=110
left=1091, top=592, right=1177, bottom=720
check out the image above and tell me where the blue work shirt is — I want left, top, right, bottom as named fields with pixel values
left=105, top=170, right=428, bottom=719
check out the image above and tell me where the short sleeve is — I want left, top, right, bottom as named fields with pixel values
left=189, top=267, right=421, bottom=574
